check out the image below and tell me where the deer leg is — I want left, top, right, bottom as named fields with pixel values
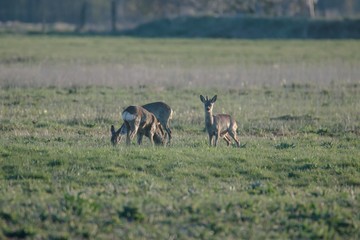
left=166, top=127, right=172, bottom=144
left=147, top=122, right=157, bottom=146
left=132, top=119, right=141, bottom=138
left=223, top=135, right=231, bottom=146
left=129, top=127, right=138, bottom=140
left=148, top=131, right=155, bottom=146
left=160, top=121, right=172, bottom=144
left=166, top=122, right=172, bottom=144
left=125, top=122, right=131, bottom=145
left=214, top=131, right=220, bottom=147
left=228, top=130, right=240, bottom=148
left=118, top=124, right=126, bottom=144
left=118, top=135, right=123, bottom=144
left=127, top=120, right=139, bottom=145
left=220, top=132, right=231, bottom=146
left=137, top=133, right=144, bottom=145
left=208, top=134, right=214, bottom=146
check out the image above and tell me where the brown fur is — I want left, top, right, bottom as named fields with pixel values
left=111, top=102, right=172, bottom=145
left=200, top=95, right=240, bottom=147
left=112, top=105, right=165, bottom=146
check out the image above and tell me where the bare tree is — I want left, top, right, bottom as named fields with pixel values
left=111, top=0, right=117, bottom=33
left=307, top=0, right=317, bottom=18
left=76, top=1, right=88, bottom=32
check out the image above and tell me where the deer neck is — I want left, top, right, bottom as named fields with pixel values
left=204, top=110, right=214, bottom=130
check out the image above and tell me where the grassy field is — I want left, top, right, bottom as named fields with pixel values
left=0, top=36, right=359, bottom=239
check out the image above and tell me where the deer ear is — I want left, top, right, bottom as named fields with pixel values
left=200, top=95, right=206, bottom=103
left=111, top=125, right=115, bottom=134
left=211, top=95, right=217, bottom=103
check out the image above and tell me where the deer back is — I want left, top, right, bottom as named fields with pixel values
left=142, top=102, right=173, bottom=126
left=213, top=114, right=237, bottom=133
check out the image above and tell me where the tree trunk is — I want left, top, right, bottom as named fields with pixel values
left=111, top=0, right=117, bottom=34
left=307, top=0, right=316, bottom=18
left=76, top=1, right=88, bottom=32
left=41, top=0, right=47, bottom=33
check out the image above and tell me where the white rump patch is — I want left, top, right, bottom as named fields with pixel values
left=122, top=111, right=136, bottom=121
left=169, top=109, right=173, bottom=120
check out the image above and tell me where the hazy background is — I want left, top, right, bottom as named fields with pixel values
left=0, top=0, right=359, bottom=37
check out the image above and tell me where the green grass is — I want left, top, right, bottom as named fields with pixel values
left=1, top=36, right=359, bottom=88
left=0, top=36, right=359, bottom=239
left=1, top=35, right=359, bottom=66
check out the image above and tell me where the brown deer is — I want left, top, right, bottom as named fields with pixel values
left=111, top=102, right=173, bottom=145
left=111, top=105, right=166, bottom=146
left=200, top=95, right=240, bottom=147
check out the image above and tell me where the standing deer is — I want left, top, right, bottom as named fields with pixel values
left=200, top=95, right=240, bottom=147
left=112, top=105, right=165, bottom=146
left=111, top=102, right=173, bottom=145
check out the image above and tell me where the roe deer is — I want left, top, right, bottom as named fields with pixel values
left=112, top=105, right=165, bottom=146
left=200, top=95, right=240, bottom=147
left=111, top=102, right=173, bottom=145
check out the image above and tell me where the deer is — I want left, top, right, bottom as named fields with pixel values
left=200, top=95, right=240, bottom=147
left=112, top=105, right=166, bottom=146
left=111, top=102, right=173, bottom=146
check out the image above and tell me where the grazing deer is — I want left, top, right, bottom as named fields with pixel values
left=200, top=95, right=240, bottom=147
left=111, top=102, right=173, bottom=146
left=111, top=105, right=165, bottom=146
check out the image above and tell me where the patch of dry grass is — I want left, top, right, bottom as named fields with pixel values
left=0, top=61, right=358, bottom=88
left=0, top=36, right=359, bottom=89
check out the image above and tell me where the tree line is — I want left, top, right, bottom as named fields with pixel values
left=0, top=0, right=358, bottom=32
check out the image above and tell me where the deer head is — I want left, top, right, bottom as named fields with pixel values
left=200, top=95, right=217, bottom=113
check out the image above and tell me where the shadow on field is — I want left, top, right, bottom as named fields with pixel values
left=120, top=16, right=360, bottom=39
left=270, top=114, right=319, bottom=122
left=18, top=16, right=360, bottom=39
